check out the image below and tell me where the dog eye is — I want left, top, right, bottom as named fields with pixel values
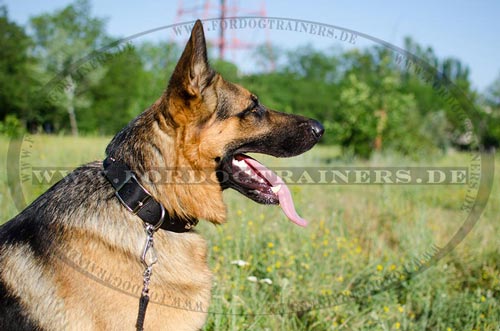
left=250, top=104, right=265, bottom=117
left=242, top=104, right=264, bottom=119
left=238, top=97, right=264, bottom=118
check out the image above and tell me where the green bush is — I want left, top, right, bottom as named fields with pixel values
left=0, top=114, right=25, bottom=137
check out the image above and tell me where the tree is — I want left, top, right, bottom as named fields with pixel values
left=83, top=40, right=185, bottom=135
left=485, top=73, right=500, bottom=106
left=85, top=44, right=146, bottom=134
left=480, top=73, right=500, bottom=148
left=402, top=37, right=477, bottom=149
left=237, top=46, right=341, bottom=145
left=286, top=45, right=340, bottom=83
left=328, top=47, right=449, bottom=158
left=29, top=0, right=107, bottom=135
left=0, top=6, right=34, bottom=123
left=136, top=41, right=181, bottom=106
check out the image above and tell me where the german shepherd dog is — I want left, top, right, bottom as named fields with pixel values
left=0, top=20, right=323, bottom=330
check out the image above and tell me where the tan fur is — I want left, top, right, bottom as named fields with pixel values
left=0, top=245, right=67, bottom=329
left=2, top=192, right=211, bottom=330
left=54, top=224, right=211, bottom=330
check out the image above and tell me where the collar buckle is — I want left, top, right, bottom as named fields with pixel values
left=114, top=173, right=152, bottom=214
left=102, top=156, right=190, bottom=233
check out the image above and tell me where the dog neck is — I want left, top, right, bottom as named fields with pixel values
left=104, top=100, right=228, bottom=224
left=102, top=156, right=198, bottom=233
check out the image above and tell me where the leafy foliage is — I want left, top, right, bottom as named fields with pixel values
left=29, top=0, right=108, bottom=135
left=481, top=72, right=500, bottom=149
left=0, top=6, right=35, bottom=122
left=0, top=114, right=25, bottom=137
left=84, top=44, right=145, bottom=134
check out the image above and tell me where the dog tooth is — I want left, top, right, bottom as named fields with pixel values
left=232, top=159, right=248, bottom=169
left=271, top=185, right=282, bottom=194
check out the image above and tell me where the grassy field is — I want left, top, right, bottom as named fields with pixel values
left=1, top=135, right=499, bottom=330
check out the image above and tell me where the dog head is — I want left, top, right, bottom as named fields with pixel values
left=107, top=20, right=323, bottom=226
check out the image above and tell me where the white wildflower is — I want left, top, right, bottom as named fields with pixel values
left=259, top=278, right=273, bottom=285
left=231, top=260, right=249, bottom=267
left=247, top=276, right=258, bottom=282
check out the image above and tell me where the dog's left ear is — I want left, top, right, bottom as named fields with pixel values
left=169, top=20, right=214, bottom=97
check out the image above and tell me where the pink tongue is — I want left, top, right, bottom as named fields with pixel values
left=243, top=157, right=308, bottom=227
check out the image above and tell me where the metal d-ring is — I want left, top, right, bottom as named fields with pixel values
left=152, top=203, right=166, bottom=231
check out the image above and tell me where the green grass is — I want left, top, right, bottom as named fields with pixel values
left=1, top=135, right=499, bottom=330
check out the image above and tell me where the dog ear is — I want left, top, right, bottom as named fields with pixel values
left=169, top=20, right=214, bottom=97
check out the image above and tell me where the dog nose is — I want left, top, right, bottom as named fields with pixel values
left=310, top=120, right=324, bottom=140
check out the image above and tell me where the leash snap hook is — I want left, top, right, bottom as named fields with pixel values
left=136, top=223, right=159, bottom=331
left=141, top=224, right=158, bottom=269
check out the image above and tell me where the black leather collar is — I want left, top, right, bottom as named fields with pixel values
left=102, top=157, right=197, bottom=233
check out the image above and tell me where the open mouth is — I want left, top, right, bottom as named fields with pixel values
left=218, top=153, right=308, bottom=227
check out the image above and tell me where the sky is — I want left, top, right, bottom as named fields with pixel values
left=2, top=0, right=499, bottom=92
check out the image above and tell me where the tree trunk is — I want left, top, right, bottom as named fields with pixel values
left=65, top=77, right=78, bottom=136
left=374, top=109, right=387, bottom=151
left=68, top=104, right=78, bottom=136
